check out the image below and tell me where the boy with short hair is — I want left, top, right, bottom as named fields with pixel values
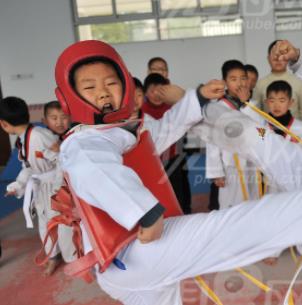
left=257, top=80, right=302, bottom=265
left=206, top=59, right=259, bottom=209
left=147, top=56, right=169, bottom=79
left=245, top=64, right=259, bottom=95
left=253, top=40, right=302, bottom=118
left=142, top=73, right=171, bottom=114
left=43, top=100, right=70, bottom=137
left=52, top=40, right=302, bottom=305
left=129, top=77, right=144, bottom=120
left=265, top=80, right=302, bottom=140
left=0, top=96, right=62, bottom=275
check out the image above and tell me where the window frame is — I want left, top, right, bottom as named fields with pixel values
left=72, top=0, right=242, bottom=43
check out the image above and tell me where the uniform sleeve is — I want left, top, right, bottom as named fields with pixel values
left=288, top=60, right=302, bottom=118
left=6, top=165, right=33, bottom=198
left=60, top=128, right=159, bottom=231
left=144, top=89, right=205, bottom=155
left=289, top=58, right=302, bottom=80
left=27, top=128, right=59, bottom=172
left=200, top=101, right=302, bottom=192
left=205, top=143, right=225, bottom=179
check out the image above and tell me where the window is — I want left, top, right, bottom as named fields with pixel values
left=73, top=0, right=242, bottom=43
left=274, top=0, right=302, bottom=31
left=78, top=20, right=157, bottom=43
left=76, top=0, right=113, bottom=17
left=116, top=0, right=152, bottom=14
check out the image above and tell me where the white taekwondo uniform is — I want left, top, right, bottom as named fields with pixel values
left=60, top=89, right=302, bottom=305
left=7, top=126, right=75, bottom=262
left=206, top=97, right=260, bottom=209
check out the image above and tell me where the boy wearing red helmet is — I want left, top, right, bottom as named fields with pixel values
left=54, top=40, right=302, bottom=305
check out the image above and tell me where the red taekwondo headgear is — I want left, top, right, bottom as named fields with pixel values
left=55, top=40, right=135, bottom=124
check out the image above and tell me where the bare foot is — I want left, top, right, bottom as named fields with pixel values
left=44, top=257, right=61, bottom=276
left=263, top=257, right=278, bottom=266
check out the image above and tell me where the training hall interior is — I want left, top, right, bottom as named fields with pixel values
left=1, top=0, right=302, bottom=304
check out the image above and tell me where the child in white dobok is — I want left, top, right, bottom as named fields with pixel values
left=54, top=40, right=302, bottom=305
left=0, top=97, right=75, bottom=275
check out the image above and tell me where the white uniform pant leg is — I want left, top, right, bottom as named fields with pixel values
left=98, top=190, right=302, bottom=303
left=268, top=249, right=283, bottom=258
left=57, top=224, right=77, bottom=263
left=201, top=103, right=302, bottom=192
left=97, top=279, right=182, bottom=305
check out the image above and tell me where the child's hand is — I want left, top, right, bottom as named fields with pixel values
left=50, top=142, right=60, bottom=153
left=5, top=190, right=17, bottom=197
left=200, top=80, right=225, bottom=100
left=137, top=215, right=164, bottom=244
left=214, top=177, right=225, bottom=188
left=237, top=86, right=250, bottom=103
left=271, top=40, right=300, bottom=63
left=156, top=84, right=185, bottom=105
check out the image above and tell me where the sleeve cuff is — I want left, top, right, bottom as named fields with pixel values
left=196, top=84, right=210, bottom=107
left=139, top=203, right=165, bottom=228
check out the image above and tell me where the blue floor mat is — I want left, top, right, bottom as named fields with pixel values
left=0, top=181, right=22, bottom=219
left=0, top=148, right=22, bottom=181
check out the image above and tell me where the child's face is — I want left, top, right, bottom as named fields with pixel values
left=74, top=62, right=123, bottom=116
left=146, top=84, right=163, bottom=106
left=266, top=91, right=293, bottom=117
left=225, top=69, right=248, bottom=98
left=268, top=51, right=287, bottom=73
left=134, top=88, right=144, bottom=112
left=246, top=71, right=258, bottom=91
left=43, top=108, right=70, bottom=135
left=148, top=60, right=168, bottom=78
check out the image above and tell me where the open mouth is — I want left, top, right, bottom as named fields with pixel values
left=101, top=103, right=114, bottom=114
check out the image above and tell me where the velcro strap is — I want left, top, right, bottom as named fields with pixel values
left=35, top=185, right=84, bottom=266
left=64, top=251, right=98, bottom=283
left=35, top=217, right=60, bottom=265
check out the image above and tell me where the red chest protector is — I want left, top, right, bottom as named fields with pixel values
left=36, top=129, right=183, bottom=281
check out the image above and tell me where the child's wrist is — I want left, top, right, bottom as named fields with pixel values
left=196, top=84, right=210, bottom=106
left=289, top=48, right=300, bottom=64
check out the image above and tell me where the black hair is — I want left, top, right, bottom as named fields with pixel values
left=0, top=96, right=29, bottom=126
left=221, top=60, right=246, bottom=80
left=245, top=64, right=259, bottom=78
left=69, top=57, right=125, bottom=95
left=133, top=77, right=143, bottom=91
left=147, top=57, right=168, bottom=70
left=43, top=100, right=62, bottom=117
left=143, top=73, right=170, bottom=93
left=266, top=80, right=292, bottom=99
left=268, top=40, right=281, bottom=55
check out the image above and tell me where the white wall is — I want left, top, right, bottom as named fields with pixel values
left=0, top=0, right=75, bottom=104
left=0, top=0, right=302, bottom=105
left=114, top=35, right=244, bottom=89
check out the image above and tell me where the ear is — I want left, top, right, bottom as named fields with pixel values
left=289, top=98, right=294, bottom=107
left=0, top=120, right=8, bottom=128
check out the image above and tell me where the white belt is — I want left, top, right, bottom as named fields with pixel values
left=23, top=169, right=56, bottom=228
